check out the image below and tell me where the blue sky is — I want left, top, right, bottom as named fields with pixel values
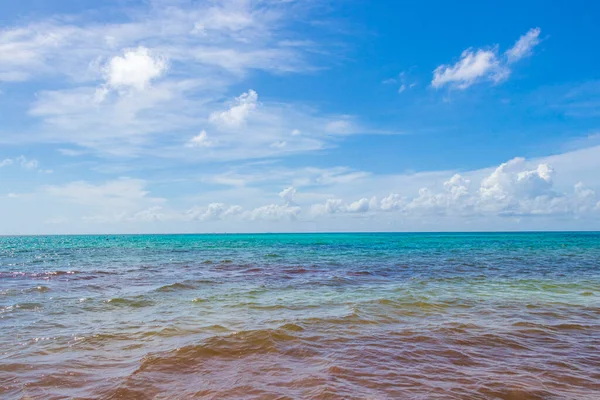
left=1, top=0, right=600, bottom=234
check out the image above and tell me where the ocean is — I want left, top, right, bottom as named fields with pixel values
left=1, top=232, right=599, bottom=399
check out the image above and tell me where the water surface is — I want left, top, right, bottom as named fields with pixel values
left=1, top=233, right=599, bottom=399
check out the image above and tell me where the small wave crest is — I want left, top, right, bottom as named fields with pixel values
left=134, top=327, right=311, bottom=374
left=105, top=297, right=154, bottom=308
left=156, top=281, right=197, bottom=292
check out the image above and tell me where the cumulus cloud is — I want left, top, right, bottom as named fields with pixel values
left=103, top=46, right=167, bottom=91
left=306, top=156, right=598, bottom=221
left=380, top=193, right=406, bottom=211
left=311, top=197, right=376, bottom=215
left=209, top=89, right=258, bottom=128
left=505, top=28, right=541, bottom=63
left=12, top=153, right=599, bottom=233
left=406, top=174, right=473, bottom=216
left=186, top=203, right=242, bottom=221
left=279, top=186, right=297, bottom=205
left=186, top=130, right=215, bottom=148
left=248, top=203, right=301, bottom=221
left=310, top=198, right=343, bottom=215
left=394, top=157, right=597, bottom=218
left=573, top=182, right=598, bottom=214
left=128, top=206, right=168, bottom=222
left=347, top=198, right=369, bottom=212
left=432, top=28, right=541, bottom=89
left=478, top=158, right=554, bottom=211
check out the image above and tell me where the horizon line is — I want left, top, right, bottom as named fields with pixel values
left=1, top=230, right=599, bottom=237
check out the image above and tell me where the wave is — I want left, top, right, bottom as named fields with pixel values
left=282, top=266, right=315, bottom=275
left=0, top=270, right=122, bottom=282
left=132, top=326, right=312, bottom=374
left=230, top=302, right=322, bottom=311
left=156, top=279, right=219, bottom=292
left=15, top=302, right=43, bottom=310
left=105, top=297, right=154, bottom=308
left=512, top=321, right=593, bottom=331
left=0, top=270, right=79, bottom=279
left=156, top=281, right=197, bottom=292
left=0, top=285, right=50, bottom=296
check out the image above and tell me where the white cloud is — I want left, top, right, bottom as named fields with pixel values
left=279, top=186, right=297, bottom=205
left=305, top=154, right=599, bottom=221
left=186, top=130, right=215, bottom=148
left=384, top=71, right=417, bottom=94
left=394, top=157, right=597, bottom=218
left=346, top=197, right=372, bottom=213
left=270, top=141, right=287, bottom=149
left=432, top=28, right=541, bottom=89
left=43, top=178, right=163, bottom=210
left=406, top=174, right=473, bottom=216
left=311, top=197, right=375, bottom=215
left=432, top=48, right=508, bottom=89
left=311, top=198, right=343, bottom=215
left=103, top=46, right=167, bottom=91
left=186, top=203, right=242, bottom=221
left=44, top=216, right=70, bottom=224
left=3, top=1, right=380, bottom=161
left=128, top=206, right=168, bottom=222
left=0, top=159, right=14, bottom=167
left=506, top=28, right=541, bottom=63
left=380, top=193, right=406, bottom=211
left=325, top=118, right=354, bottom=134
left=204, top=166, right=370, bottom=190
left=209, top=89, right=258, bottom=128
left=0, top=24, right=68, bottom=82
left=16, top=156, right=39, bottom=170
left=0, top=156, right=41, bottom=170
left=1, top=0, right=383, bottom=162
left=3, top=148, right=600, bottom=233
left=479, top=158, right=553, bottom=202
left=0, top=1, right=307, bottom=84
left=57, top=148, right=87, bottom=157
left=248, top=204, right=301, bottom=221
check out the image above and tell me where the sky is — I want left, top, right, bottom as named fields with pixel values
left=1, top=0, right=600, bottom=234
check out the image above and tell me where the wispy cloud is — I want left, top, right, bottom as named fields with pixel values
left=432, top=48, right=508, bottom=89
left=505, top=28, right=542, bottom=64
left=383, top=70, right=417, bottom=93
left=432, top=28, right=541, bottom=89
left=0, top=155, right=45, bottom=172
left=209, top=89, right=258, bottom=128
left=0, top=1, right=386, bottom=162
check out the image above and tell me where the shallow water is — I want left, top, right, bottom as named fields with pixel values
left=1, top=232, right=599, bottom=399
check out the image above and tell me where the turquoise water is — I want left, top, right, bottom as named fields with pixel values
left=1, top=232, right=599, bottom=399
